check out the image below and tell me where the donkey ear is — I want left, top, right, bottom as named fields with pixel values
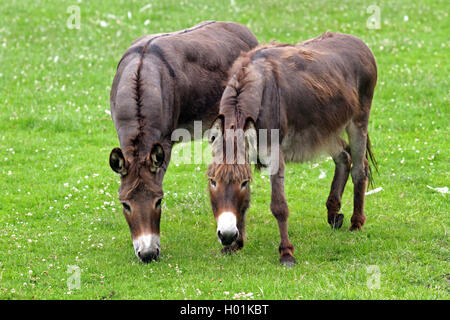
left=109, top=148, right=128, bottom=176
left=149, top=143, right=165, bottom=173
left=208, top=115, right=224, bottom=144
left=208, top=115, right=224, bottom=162
left=244, top=118, right=258, bottom=164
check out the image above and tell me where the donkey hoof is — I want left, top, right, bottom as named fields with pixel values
left=349, top=224, right=362, bottom=231
left=350, top=215, right=366, bottom=231
left=280, top=254, right=296, bottom=267
left=329, top=213, right=344, bottom=229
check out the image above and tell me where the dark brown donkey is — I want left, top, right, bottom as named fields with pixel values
left=207, top=32, right=377, bottom=266
left=109, top=21, right=257, bottom=263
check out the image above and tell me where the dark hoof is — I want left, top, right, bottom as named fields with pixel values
left=329, top=213, right=344, bottom=229
left=349, top=224, right=362, bottom=231
left=350, top=215, right=366, bottom=231
left=280, top=254, right=296, bottom=267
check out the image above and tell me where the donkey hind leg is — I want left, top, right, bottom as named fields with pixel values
left=347, top=121, right=369, bottom=231
left=326, top=141, right=352, bottom=229
left=270, top=151, right=296, bottom=266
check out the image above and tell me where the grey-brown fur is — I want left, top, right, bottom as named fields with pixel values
left=208, top=32, right=377, bottom=265
left=109, top=21, right=258, bottom=263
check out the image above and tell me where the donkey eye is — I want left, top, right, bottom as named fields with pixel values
left=154, top=198, right=162, bottom=210
left=241, top=180, right=249, bottom=189
left=210, top=179, right=217, bottom=188
left=122, top=202, right=131, bottom=213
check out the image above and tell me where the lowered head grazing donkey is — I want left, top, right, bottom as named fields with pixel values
left=109, top=21, right=258, bottom=263
left=207, top=32, right=377, bottom=266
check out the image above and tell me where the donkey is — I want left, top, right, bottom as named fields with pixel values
left=207, top=32, right=377, bottom=266
left=109, top=21, right=258, bottom=263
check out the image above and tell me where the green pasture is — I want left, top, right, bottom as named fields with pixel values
left=0, top=0, right=448, bottom=299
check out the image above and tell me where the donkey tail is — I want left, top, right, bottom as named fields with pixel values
left=366, top=134, right=378, bottom=189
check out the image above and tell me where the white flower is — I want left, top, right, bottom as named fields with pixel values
left=426, top=186, right=449, bottom=194
left=140, top=4, right=152, bottom=12
left=318, top=170, right=326, bottom=179
left=366, top=187, right=383, bottom=195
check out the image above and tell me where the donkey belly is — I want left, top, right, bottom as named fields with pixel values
left=281, top=124, right=348, bottom=163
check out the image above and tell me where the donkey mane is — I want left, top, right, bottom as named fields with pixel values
left=210, top=44, right=290, bottom=178
left=131, top=58, right=146, bottom=158
left=207, top=163, right=252, bottom=183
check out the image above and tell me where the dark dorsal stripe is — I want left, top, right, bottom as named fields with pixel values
left=116, top=45, right=143, bottom=69
left=117, top=21, right=217, bottom=70
left=146, top=44, right=176, bottom=78
left=133, top=20, right=218, bottom=93
left=131, top=21, right=218, bottom=154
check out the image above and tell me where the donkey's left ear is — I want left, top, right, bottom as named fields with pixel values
left=208, top=115, right=224, bottom=162
left=244, top=117, right=258, bottom=164
left=148, top=143, right=165, bottom=173
left=208, top=115, right=224, bottom=144
left=109, top=148, right=128, bottom=176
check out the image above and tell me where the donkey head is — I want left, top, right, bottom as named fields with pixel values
left=207, top=116, right=257, bottom=248
left=109, top=143, right=165, bottom=263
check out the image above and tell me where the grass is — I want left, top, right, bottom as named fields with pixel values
left=0, top=0, right=448, bottom=299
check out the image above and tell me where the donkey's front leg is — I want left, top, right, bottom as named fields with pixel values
left=326, top=143, right=352, bottom=229
left=270, top=153, right=296, bottom=266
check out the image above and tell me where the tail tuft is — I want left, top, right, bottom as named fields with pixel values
left=366, top=134, right=378, bottom=190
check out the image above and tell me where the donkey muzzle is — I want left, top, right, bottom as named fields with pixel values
left=133, top=234, right=160, bottom=263
left=216, top=211, right=239, bottom=246
left=217, top=229, right=239, bottom=246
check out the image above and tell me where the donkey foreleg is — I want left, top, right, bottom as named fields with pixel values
left=326, top=143, right=352, bottom=229
left=270, top=152, right=296, bottom=266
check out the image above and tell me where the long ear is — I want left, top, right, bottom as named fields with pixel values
left=208, top=115, right=224, bottom=162
left=109, top=148, right=128, bottom=176
left=148, top=143, right=165, bottom=173
left=244, top=117, right=258, bottom=164
left=208, top=115, right=224, bottom=144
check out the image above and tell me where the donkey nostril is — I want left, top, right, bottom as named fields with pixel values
left=138, top=250, right=158, bottom=263
left=218, top=230, right=238, bottom=245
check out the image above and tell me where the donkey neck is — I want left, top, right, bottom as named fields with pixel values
left=220, top=64, right=264, bottom=131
